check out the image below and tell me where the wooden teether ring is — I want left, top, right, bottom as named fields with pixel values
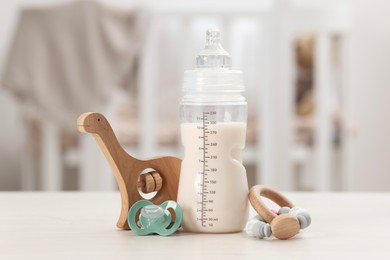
left=249, top=185, right=300, bottom=240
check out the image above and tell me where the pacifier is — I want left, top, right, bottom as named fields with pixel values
left=127, top=200, right=183, bottom=236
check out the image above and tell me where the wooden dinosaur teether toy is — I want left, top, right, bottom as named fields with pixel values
left=77, top=112, right=181, bottom=230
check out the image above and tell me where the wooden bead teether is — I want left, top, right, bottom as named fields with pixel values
left=248, top=185, right=300, bottom=240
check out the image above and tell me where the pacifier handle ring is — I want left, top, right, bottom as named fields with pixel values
left=248, top=185, right=295, bottom=224
left=128, top=200, right=152, bottom=235
left=161, top=200, right=183, bottom=235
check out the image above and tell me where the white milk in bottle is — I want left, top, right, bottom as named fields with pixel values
left=177, top=29, right=248, bottom=233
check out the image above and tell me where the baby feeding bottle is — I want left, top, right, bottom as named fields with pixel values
left=177, top=29, right=248, bottom=233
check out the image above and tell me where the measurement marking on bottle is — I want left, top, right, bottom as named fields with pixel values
left=199, top=111, right=217, bottom=228
left=201, top=112, right=207, bottom=227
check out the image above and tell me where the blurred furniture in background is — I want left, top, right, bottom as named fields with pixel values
left=0, top=0, right=351, bottom=191
left=117, top=0, right=349, bottom=191
left=1, top=0, right=148, bottom=190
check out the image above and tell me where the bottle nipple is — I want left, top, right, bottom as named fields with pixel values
left=195, top=29, right=232, bottom=69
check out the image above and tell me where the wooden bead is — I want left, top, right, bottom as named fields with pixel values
left=271, top=214, right=300, bottom=240
left=138, top=172, right=163, bottom=193
left=152, top=172, right=163, bottom=191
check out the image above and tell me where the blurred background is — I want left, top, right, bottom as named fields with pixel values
left=0, top=0, right=389, bottom=192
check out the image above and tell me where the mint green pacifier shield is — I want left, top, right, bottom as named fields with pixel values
left=127, top=200, right=183, bottom=236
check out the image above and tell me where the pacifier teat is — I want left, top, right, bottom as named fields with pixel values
left=128, top=200, right=183, bottom=236
left=141, top=205, right=165, bottom=222
left=195, top=28, right=232, bottom=69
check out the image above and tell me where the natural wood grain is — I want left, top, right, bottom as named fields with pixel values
left=248, top=185, right=299, bottom=239
left=77, top=112, right=181, bottom=230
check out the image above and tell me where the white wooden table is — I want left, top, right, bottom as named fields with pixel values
left=0, top=192, right=389, bottom=259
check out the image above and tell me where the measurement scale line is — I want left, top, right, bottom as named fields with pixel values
left=201, top=111, right=207, bottom=227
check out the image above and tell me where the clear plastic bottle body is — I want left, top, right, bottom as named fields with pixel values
left=178, top=92, right=249, bottom=233
left=177, top=29, right=249, bottom=233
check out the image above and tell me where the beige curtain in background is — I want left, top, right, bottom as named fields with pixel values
left=1, top=0, right=148, bottom=131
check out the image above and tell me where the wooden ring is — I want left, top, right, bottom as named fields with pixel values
left=249, top=185, right=299, bottom=240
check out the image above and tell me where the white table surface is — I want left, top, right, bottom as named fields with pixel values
left=0, top=192, right=389, bottom=259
